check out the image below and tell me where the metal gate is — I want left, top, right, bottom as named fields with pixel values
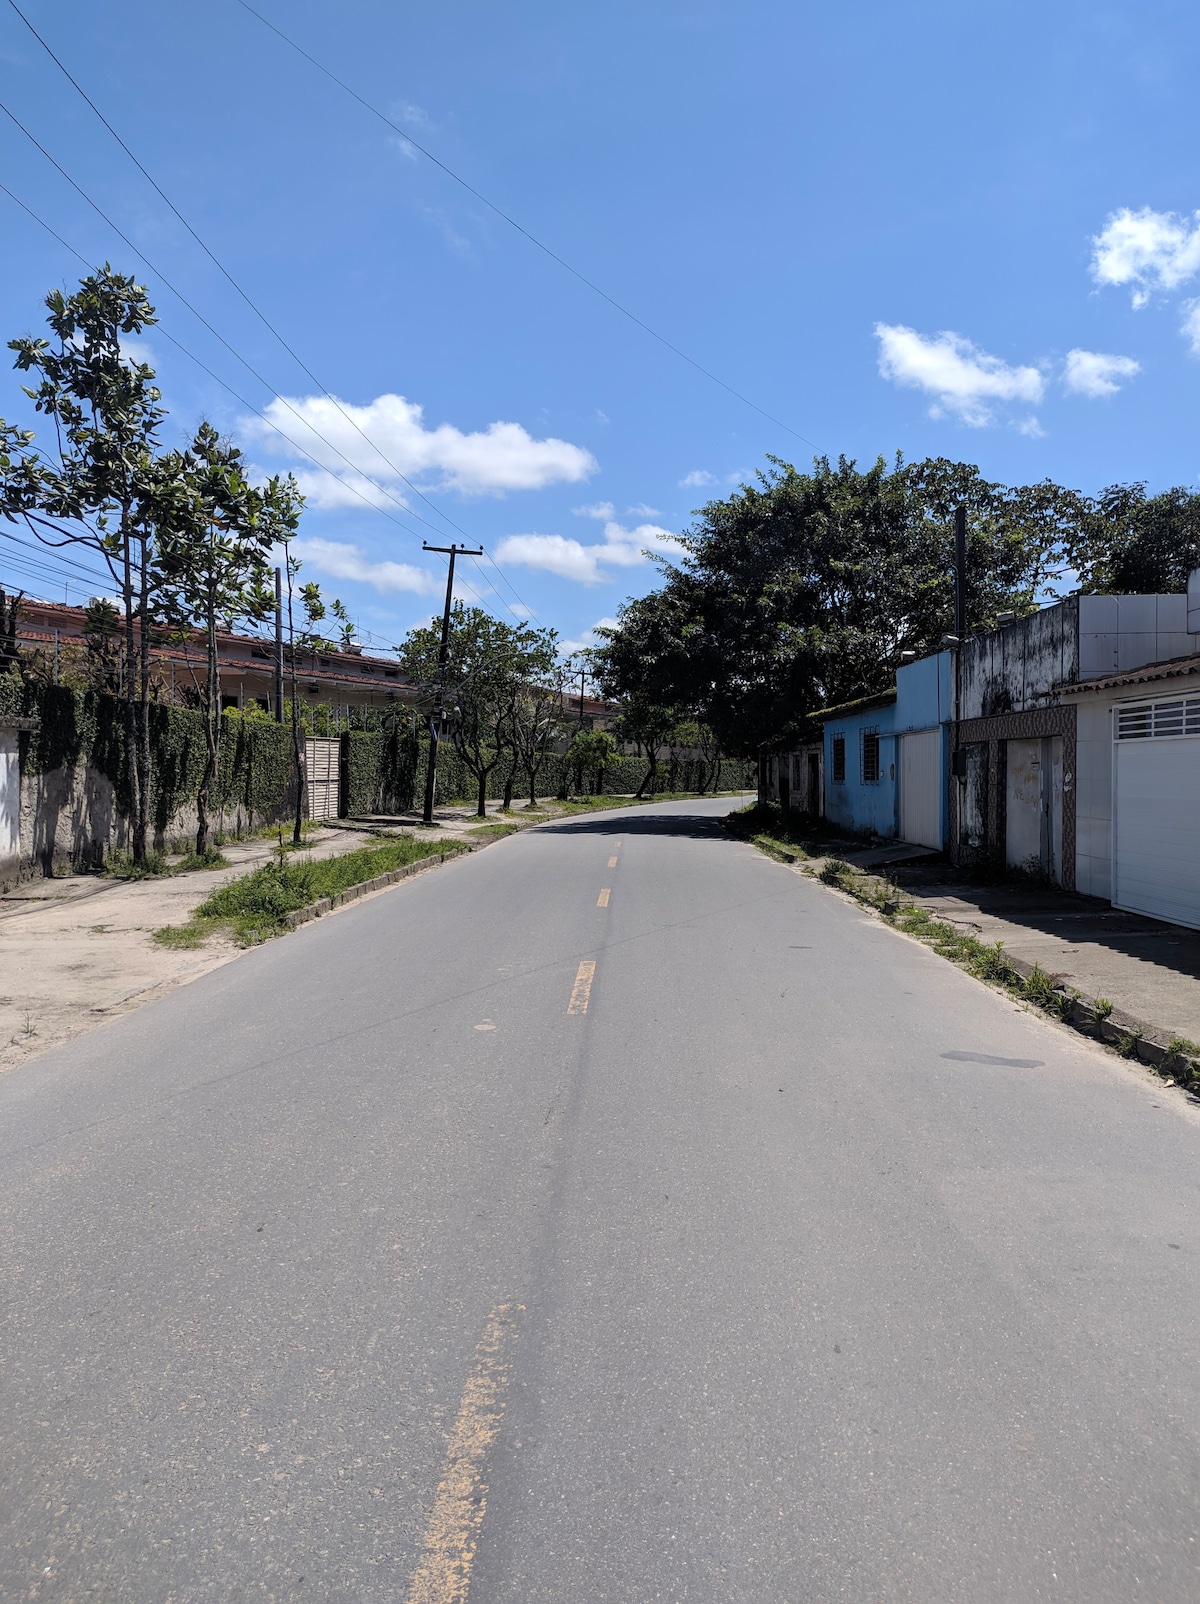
left=1113, top=696, right=1200, bottom=928
left=899, top=728, right=941, bottom=848
left=304, top=738, right=341, bottom=821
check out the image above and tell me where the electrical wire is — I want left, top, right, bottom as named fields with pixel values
left=0, top=162, right=495, bottom=617
left=233, top=0, right=825, bottom=457
left=4, top=0, right=542, bottom=627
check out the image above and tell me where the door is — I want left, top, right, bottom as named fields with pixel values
left=0, top=731, right=18, bottom=858
left=1113, top=698, right=1200, bottom=928
left=1006, top=736, right=1061, bottom=881
left=807, top=751, right=821, bottom=817
left=304, top=738, right=341, bottom=821
left=899, top=728, right=941, bottom=848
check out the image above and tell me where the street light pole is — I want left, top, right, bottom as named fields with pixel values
left=421, top=542, right=483, bottom=825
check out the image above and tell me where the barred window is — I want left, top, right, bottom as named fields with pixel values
left=862, top=730, right=881, bottom=784
left=832, top=736, right=846, bottom=784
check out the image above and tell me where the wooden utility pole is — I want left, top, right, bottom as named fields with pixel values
left=421, top=542, right=482, bottom=825
left=274, top=566, right=284, bottom=722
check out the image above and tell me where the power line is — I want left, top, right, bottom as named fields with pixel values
left=4, top=0, right=542, bottom=627
left=233, top=0, right=825, bottom=457
left=0, top=158, right=496, bottom=616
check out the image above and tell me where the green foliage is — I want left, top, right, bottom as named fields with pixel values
left=18, top=681, right=294, bottom=844
left=190, top=835, right=461, bottom=944
left=594, top=454, right=1091, bottom=755
left=0, top=666, right=22, bottom=718
left=1070, top=482, right=1200, bottom=593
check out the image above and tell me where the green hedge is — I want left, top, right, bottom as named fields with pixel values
left=354, top=739, right=753, bottom=812
left=18, top=682, right=294, bottom=833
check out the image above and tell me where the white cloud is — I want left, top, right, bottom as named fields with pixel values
left=495, top=519, right=681, bottom=584
left=245, top=392, right=597, bottom=506
left=1183, top=301, right=1200, bottom=357
left=680, top=469, right=719, bottom=488
left=290, top=536, right=440, bottom=595
left=1091, top=207, right=1200, bottom=305
left=875, top=322, right=1044, bottom=427
left=573, top=501, right=615, bottom=520
left=626, top=502, right=660, bottom=517
left=562, top=616, right=619, bottom=654
left=1062, top=348, right=1141, bottom=397
left=390, top=135, right=419, bottom=163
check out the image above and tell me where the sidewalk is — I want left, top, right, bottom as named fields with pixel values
left=822, top=841, right=1200, bottom=1049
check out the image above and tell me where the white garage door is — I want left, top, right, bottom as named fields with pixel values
left=1114, top=697, right=1200, bottom=929
left=899, top=728, right=941, bottom=848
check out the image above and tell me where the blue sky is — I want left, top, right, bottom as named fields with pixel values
left=2, top=0, right=1199, bottom=653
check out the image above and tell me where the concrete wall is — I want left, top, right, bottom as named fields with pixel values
left=3, top=761, right=293, bottom=890
left=1079, top=594, right=1195, bottom=678
left=960, top=597, right=1080, bottom=719
left=823, top=706, right=898, bottom=838
left=895, top=651, right=952, bottom=733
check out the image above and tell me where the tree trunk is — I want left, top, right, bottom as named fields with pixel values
left=528, top=764, right=538, bottom=808
left=195, top=603, right=220, bottom=856
left=477, top=769, right=488, bottom=818
left=636, top=755, right=658, bottom=799
left=502, top=769, right=514, bottom=810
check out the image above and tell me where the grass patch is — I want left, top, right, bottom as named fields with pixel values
left=157, top=835, right=463, bottom=948
left=468, top=820, right=525, bottom=839
left=170, top=848, right=230, bottom=873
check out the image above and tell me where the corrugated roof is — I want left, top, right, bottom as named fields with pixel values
left=1058, top=652, right=1200, bottom=694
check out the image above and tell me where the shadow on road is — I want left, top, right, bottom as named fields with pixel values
left=537, top=807, right=744, bottom=842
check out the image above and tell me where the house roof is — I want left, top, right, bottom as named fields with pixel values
left=810, top=687, right=898, bottom=724
left=1058, top=651, right=1200, bottom=695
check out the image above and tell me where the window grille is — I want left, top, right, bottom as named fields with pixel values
left=832, top=736, right=846, bottom=783
left=862, top=730, right=881, bottom=784
left=1115, top=697, right=1200, bottom=740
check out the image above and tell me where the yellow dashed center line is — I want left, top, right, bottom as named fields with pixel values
left=608, top=855, right=618, bottom=868
left=567, top=960, right=596, bottom=1014
left=404, top=1303, right=522, bottom=1604
left=597, top=888, right=610, bottom=907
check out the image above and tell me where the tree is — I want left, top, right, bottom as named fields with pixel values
left=1068, top=482, right=1200, bottom=594
left=155, top=423, right=278, bottom=856
left=506, top=628, right=568, bottom=807
left=594, top=454, right=1081, bottom=757
left=399, top=606, right=528, bottom=817
left=566, top=728, right=618, bottom=795
left=3, top=269, right=166, bottom=862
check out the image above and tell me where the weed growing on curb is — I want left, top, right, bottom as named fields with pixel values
left=154, top=836, right=463, bottom=948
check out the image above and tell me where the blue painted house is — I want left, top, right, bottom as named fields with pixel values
left=818, top=651, right=952, bottom=847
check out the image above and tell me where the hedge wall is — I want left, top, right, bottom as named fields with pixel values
left=347, top=736, right=753, bottom=813
left=17, top=682, right=294, bottom=833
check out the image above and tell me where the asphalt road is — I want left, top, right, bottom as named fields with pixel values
left=2, top=796, right=1199, bottom=1602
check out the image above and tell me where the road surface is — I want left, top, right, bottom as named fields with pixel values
left=2, top=796, right=1198, bottom=1601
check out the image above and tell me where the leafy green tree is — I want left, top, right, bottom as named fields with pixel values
left=399, top=606, right=530, bottom=817
left=595, top=454, right=1081, bottom=757
left=3, top=269, right=165, bottom=862
left=505, top=628, right=567, bottom=807
left=155, top=423, right=279, bottom=855
left=1068, top=482, right=1200, bottom=593
left=566, top=727, right=618, bottom=795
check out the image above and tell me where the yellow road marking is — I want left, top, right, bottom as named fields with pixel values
left=607, top=855, right=618, bottom=868
left=567, top=960, right=596, bottom=1014
left=404, top=1303, right=522, bottom=1604
left=597, top=887, right=610, bottom=907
